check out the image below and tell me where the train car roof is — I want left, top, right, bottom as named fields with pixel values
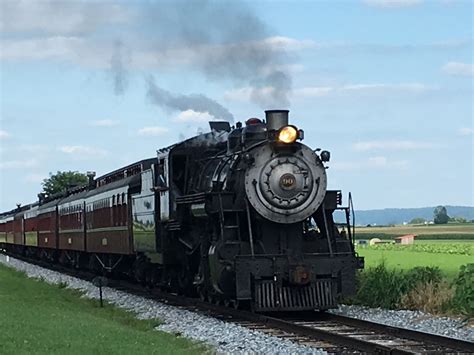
left=0, top=201, right=38, bottom=217
left=37, top=197, right=60, bottom=212
left=96, top=157, right=156, bottom=183
left=45, top=174, right=142, bottom=207
left=58, top=188, right=89, bottom=204
left=87, top=174, right=140, bottom=198
left=1, top=158, right=153, bottom=215
left=0, top=209, right=17, bottom=219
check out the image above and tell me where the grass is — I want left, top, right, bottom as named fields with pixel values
left=0, top=264, right=208, bottom=355
left=350, top=263, right=474, bottom=317
left=354, top=234, right=473, bottom=316
left=357, top=247, right=472, bottom=279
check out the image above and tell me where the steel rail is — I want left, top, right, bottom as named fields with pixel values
left=321, top=313, right=474, bottom=354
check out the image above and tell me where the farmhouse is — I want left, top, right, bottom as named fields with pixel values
left=394, top=234, right=416, bottom=245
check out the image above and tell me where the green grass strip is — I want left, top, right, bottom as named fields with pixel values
left=0, top=264, right=208, bottom=354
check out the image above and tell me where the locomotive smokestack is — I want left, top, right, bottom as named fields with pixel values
left=265, top=110, right=289, bottom=131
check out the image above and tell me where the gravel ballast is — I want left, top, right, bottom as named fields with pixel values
left=0, top=255, right=323, bottom=354
left=331, top=305, right=474, bottom=342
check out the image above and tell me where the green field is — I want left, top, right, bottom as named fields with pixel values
left=355, top=223, right=474, bottom=240
left=356, top=246, right=472, bottom=279
left=0, top=265, right=206, bottom=354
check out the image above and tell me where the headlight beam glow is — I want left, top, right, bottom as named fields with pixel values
left=278, top=126, right=298, bottom=144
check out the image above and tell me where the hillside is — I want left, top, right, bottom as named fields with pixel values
left=335, top=206, right=474, bottom=226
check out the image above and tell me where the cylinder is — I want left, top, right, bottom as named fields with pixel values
left=265, top=110, right=289, bottom=131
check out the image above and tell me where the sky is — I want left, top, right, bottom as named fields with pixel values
left=0, top=0, right=473, bottom=211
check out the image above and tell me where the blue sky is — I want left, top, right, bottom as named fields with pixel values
left=0, top=0, right=472, bottom=211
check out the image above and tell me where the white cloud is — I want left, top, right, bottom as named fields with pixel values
left=225, top=82, right=436, bottom=102
left=0, top=159, right=38, bottom=170
left=294, top=87, right=334, bottom=97
left=261, top=36, right=316, bottom=51
left=353, top=140, right=433, bottom=151
left=442, top=62, right=474, bottom=77
left=362, top=0, right=423, bottom=8
left=58, top=145, right=108, bottom=158
left=89, top=119, right=119, bottom=127
left=0, top=36, right=109, bottom=68
left=0, top=130, right=10, bottom=139
left=342, top=83, right=434, bottom=93
left=458, top=127, right=473, bottom=136
left=0, top=1, right=130, bottom=35
left=1, top=33, right=314, bottom=71
left=303, top=39, right=471, bottom=53
left=137, top=126, right=169, bottom=136
left=174, top=110, right=215, bottom=123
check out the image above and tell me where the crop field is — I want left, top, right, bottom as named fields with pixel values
left=0, top=265, right=206, bottom=354
left=354, top=224, right=474, bottom=278
left=355, top=223, right=474, bottom=240
left=356, top=245, right=472, bottom=279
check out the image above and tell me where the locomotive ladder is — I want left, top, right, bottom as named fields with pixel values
left=217, top=194, right=242, bottom=243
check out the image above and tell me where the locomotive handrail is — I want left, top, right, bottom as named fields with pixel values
left=349, top=192, right=355, bottom=246
left=245, top=198, right=255, bottom=257
left=321, top=203, right=334, bottom=258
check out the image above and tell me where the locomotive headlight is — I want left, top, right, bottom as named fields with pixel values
left=278, top=126, right=298, bottom=144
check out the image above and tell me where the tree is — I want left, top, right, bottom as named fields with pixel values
left=433, top=206, right=449, bottom=224
left=41, top=171, right=88, bottom=196
left=409, top=217, right=426, bottom=224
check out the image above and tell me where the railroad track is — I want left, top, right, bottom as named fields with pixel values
left=145, top=289, right=474, bottom=354
left=3, top=252, right=474, bottom=354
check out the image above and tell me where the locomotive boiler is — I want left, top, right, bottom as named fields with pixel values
left=0, top=109, right=363, bottom=312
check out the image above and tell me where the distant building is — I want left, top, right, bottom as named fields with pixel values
left=394, top=234, right=416, bottom=245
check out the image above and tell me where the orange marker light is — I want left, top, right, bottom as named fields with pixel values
left=278, top=126, right=298, bottom=144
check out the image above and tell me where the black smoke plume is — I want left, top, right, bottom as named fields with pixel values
left=143, top=1, right=293, bottom=108
left=146, top=76, right=234, bottom=122
left=110, top=40, right=128, bottom=96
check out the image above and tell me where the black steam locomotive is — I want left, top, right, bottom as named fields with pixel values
left=0, top=110, right=363, bottom=312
